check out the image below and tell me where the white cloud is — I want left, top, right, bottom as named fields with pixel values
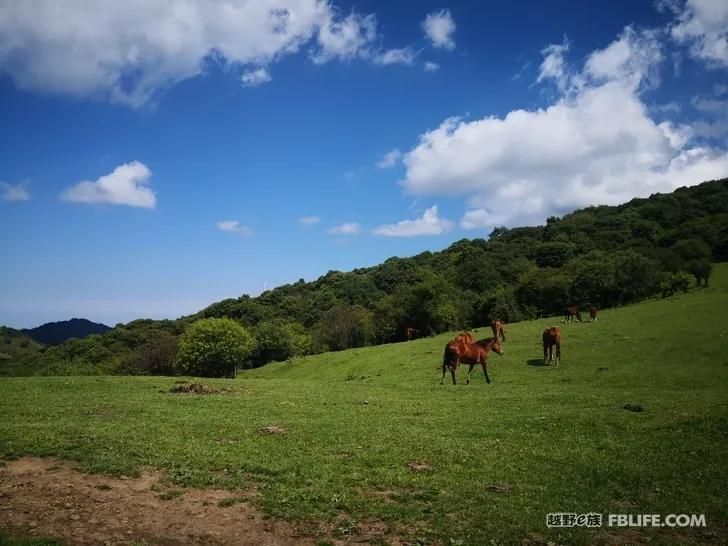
left=0, top=1, right=383, bottom=107
left=373, top=47, right=417, bottom=66
left=241, top=67, right=272, bottom=87
left=583, top=27, right=662, bottom=91
left=1, top=181, right=30, bottom=202
left=373, top=205, right=453, bottom=237
left=60, top=161, right=155, bottom=208
left=537, top=38, right=570, bottom=91
left=670, top=0, right=728, bottom=67
left=310, top=10, right=377, bottom=64
left=376, top=149, right=402, bottom=168
left=424, top=61, right=440, bottom=72
left=422, top=9, right=456, bottom=50
left=327, top=222, right=361, bottom=235
left=299, top=215, right=321, bottom=226
left=217, top=220, right=254, bottom=237
left=399, top=27, right=728, bottom=230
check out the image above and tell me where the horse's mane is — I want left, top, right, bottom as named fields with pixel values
left=475, top=337, right=498, bottom=347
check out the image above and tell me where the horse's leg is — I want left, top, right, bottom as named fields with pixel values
left=543, top=345, right=548, bottom=365
left=451, top=359, right=458, bottom=385
left=441, top=363, right=447, bottom=385
left=467, top=363, right=475, bottom=385
left=481, top=357, right=491, bottom=384
left=555, top=342, right=561, bottom=365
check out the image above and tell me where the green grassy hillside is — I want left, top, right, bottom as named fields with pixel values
left=0, top=327, right=42, bottom=370
left=1, top=265, right=727, bottom=544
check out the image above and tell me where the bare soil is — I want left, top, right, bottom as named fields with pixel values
left=0, top=457, right=319, bottom=545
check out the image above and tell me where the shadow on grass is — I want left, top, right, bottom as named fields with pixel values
left=527, top=359, right=552, bottom=367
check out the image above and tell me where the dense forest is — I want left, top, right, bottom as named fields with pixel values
left=4, top=178, right=727, bottom=376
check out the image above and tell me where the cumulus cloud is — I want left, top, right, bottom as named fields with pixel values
left=583, top=27, right=662, bottom=90
left=1, top=181, right=30, bottom=202
left=0, top=1, right=385, bottom=107
left=422, top=9, right=456, bottom=50
left=241, top=67, right=272, bottom=87
left=377, top=149, right=402, bottom=168
left=669, top=0, right=728, bottom=67
left=217, top=220, right=254, bottom=237
left=424, top=61, right=440, bottom=72
left=399, top=27, right=728, bottom=230
left=60, top=162, right=156, bottom=208
left=373, top=206, right=453, bottom=237
left=299, top=215, right=321, bottom=226
left=327, top=222, right=361, bottom=235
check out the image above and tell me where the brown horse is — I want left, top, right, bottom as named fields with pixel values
left=564, top=306, right=581, bottom=323
left=542, top=327, right=561, bottom=365
left=405, top=326, right=419, bottom=341
left=490, top=319, right=506, bottom=342
left=589, top=305, right=598, bottom=323
left=441, top=337, right=504, bottom=385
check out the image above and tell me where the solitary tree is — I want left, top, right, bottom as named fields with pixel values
left=177, top=318, right=254, bottom=377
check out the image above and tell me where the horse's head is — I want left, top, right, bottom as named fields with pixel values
left=491, top=339, right=504, bottom=355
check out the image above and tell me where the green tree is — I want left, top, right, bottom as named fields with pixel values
left=252, top=320, right=313, bottom=365
left=314, top=305, right=374, bottom=351
left=177, top=318, right=254, bottom=377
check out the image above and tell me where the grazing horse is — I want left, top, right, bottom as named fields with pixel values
left=589, top=305, right=598, bottom=323
left=441, top=337, right=504, bottom=385
left=405, top=326, right=419, bottom=341
left=542, top=327, right=561, bottom=365
left=490, top=319, right=506, bottom=342
left=564, top=306, right=582, bottom=323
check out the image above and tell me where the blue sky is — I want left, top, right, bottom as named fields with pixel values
left=1, top=0, right=727, bottom=328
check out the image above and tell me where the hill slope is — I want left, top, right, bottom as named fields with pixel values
left=1, top=265, right=726, bottom=544
left=23, top=318, right=111, bottom=345
left=7, top=178, right=728, bottom=375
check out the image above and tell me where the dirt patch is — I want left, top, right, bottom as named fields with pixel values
left=485, top=483, right=512, bottom=493
left=259, top=425, right=287, bottom=435
left=169, top=383, right=236, bottom=395
left=406, top=461, right=432, bottom=472
left=0, top=457, right=314, bottom=545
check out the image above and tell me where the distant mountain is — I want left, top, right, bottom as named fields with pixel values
left=23, top=318, right=111, bottom=345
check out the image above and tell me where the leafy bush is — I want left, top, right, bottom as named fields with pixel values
left=177, top=318, right=254, bottom=377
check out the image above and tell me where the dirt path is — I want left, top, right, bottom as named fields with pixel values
left=0, top=457, right=318, bottom=545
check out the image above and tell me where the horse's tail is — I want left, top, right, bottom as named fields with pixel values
left=442, top=345, right=452, bottom=368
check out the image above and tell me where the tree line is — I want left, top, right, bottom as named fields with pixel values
left=8, top=178, right=727, bottom=377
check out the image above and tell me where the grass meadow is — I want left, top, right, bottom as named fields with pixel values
left=2, top=265, right=728, bottom=545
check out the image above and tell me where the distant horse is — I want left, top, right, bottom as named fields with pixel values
left=542, top=327, right=561, bottom=365
left=441, top=337, right=504, bottom=385
left=490, top=319, right=506, bottom=342
left=589, top=305, right=598, bottom=323
left=405, top=327, right=419, bottom=341
left=564, top=306, right=582, bottom=323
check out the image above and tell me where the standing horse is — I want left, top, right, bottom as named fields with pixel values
left=589, top=305, right=598, bottom=323
left=490, top=319, right=506, bottom=342
left=564, top=306, right=581, bottom=323
left=542, top=327, right=561, bottom=365
left=441, top=337, right=504, bottom=385
left=405, top=326, right=419, bottom=341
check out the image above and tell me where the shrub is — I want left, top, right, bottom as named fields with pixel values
left=177, top=318, right=254, bottom=377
